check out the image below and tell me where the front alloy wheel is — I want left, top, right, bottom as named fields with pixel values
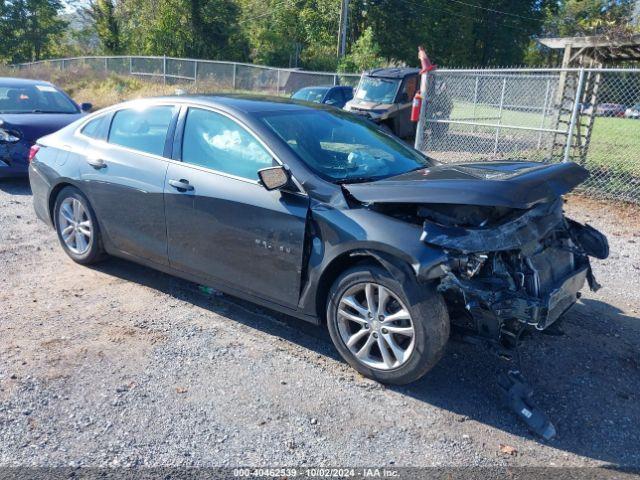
left=337, top=282, right=415, bottom=370
left=327, top=265, right=450, bottom=385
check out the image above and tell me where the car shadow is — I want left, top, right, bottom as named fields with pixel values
left=0, top=177, right=32, bottom=196
left=93, top=257, right=640, bottom=467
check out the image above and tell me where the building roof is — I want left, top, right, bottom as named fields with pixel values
left=538, top=34, right=640, bottom=62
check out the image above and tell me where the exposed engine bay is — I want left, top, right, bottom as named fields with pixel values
left=342, top=160, right=609, bottom=438
left=371, top=198, right=609, bottom=346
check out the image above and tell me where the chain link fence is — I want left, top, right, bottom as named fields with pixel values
left=416, top=67, right=640, bottom=203
left=13, top=56, right=361, bottom=95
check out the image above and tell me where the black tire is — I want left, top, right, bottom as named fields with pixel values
left=326, top=264, right=449, bottom=385
left=53, top=186, right=106, bottom=265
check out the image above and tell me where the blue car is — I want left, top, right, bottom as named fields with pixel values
left=0, top=78, right=92, bottom=178
left=291, top=85, right=354, bottom=108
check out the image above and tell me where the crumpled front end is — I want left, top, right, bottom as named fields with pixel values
left=0, top=139, right=31, bottom=177
left=419, top=199, right=608, bottom=338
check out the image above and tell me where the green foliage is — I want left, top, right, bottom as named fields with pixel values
left=0, top=0, right=67, bottom=63
left=120, top=0, right=248, bottom=60
left=543, top=0, right=636, bottom=37
left=88, top=0, right=121, bottom=54
left=338, top=27, right=385, bottom=73
left=2, top=0, right=639, bottom=69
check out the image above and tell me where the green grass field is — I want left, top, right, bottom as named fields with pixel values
left=445, top=101, right=640, bottom=175
left=426, top=100, right=640, bottom=201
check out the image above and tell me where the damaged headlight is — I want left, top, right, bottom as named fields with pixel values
left=0, top=128, right=21, bottom=143
left=465, top=254, right=488, bottom=278
left=449, top=253, right=488, bottom=279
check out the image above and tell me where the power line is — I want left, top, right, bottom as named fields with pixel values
left=236, top=0, right=296, bottom=26
left=447, top=0, right=543, bottom=23
left=395, top=0, right=536, bottom=33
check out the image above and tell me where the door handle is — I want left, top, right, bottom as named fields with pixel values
left=168, top=179, right=194, bottom=191
left=86, top=157, right=106, bottom=169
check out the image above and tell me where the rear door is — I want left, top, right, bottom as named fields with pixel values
left=78, top=104, right=178, bottom=265
left=164, top=106, right=309, bottom=307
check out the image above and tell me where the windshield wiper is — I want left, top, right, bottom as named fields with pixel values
left=336, top=176, right=387, bottom=184
left=27, top=109, right=75, bottom=114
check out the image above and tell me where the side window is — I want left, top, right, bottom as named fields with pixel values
left=342, top=87, right=354, bottom=101
left=108, top=105, right=176, bottom=156
left=325, top=88, right=345, bottom=105
left=181, top=108, right=274, bottom=180
left=81, top=114, right=109, bottom=140
left=401, top=76, right=418, bottom=102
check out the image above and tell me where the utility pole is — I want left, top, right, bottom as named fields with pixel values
left=337, top=0, right=349, bottom=58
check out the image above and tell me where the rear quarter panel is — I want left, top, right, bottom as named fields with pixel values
left=29, top=128, right=85, bottom=226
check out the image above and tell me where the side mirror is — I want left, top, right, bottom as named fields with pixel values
left=258, top=165, right=290, bottom=191
left=80, top=102, right=93, bottom=112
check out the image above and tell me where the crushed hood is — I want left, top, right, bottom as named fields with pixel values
left=344, top=161, right=589, bottom=209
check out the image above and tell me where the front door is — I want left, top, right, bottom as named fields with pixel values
left=164, top=107, right=309, bottom=307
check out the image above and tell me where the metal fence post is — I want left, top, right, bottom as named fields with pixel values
left=471, top=75, right=479, bottom=132
left=493, top=77, right=507, bottom=155
left=129, top=57, right=132, bottom=76
left=537, top=78, right=552, bottom=148
left=194, top=60, right=198, bottom=86
left=563, top=68, right=585, bottom=163
left=232, top=63, right=237, bottom=90
left=163, top=55, right=167, bottom=85
left=414, top=70, right=431, bottom=151
left=276, top=69, right=280, bottom=95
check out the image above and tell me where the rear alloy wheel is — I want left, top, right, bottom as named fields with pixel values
left=327, top=265, right=449, bottom=385
left=58, top=197, right=93, bottom=255
left=54, top=186, right=105, bottom=264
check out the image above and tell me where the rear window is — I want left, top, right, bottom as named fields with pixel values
left=108, top=105, right=176, bottom=156
left=292, top=88, right=329, bottom=103
left=81, top=114, right=109, bottom=140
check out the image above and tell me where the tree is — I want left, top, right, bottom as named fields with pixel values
left=338, top=27, right=385, bottom=72
left=88, top=0, right=121, bottom=53
left=0, top=0, right=67, bottom=63
left=117, top=0, right=247, bottom=60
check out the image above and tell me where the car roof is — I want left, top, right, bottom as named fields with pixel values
left=124, top=94, right=332, bottom=115
left=0, top=77, right=55, bottom=88
left=364, top=67, right=420, bottom=79
left=297, top=85, right=352, bottom=90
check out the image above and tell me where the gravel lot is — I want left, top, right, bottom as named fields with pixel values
left=1, top=178, right=639, bottom=469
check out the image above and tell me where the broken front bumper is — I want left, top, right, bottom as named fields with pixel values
left=492, top=266, right=587, bottom=330
left=440, top=264, right=588, bottom=331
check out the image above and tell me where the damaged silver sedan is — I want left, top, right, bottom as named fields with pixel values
left=29, top=96, right=608, bottom=387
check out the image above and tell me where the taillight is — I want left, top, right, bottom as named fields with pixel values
left=28, top=145, right=40, bottom=163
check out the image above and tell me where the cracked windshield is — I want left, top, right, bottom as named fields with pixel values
left=261, top=109, right=431, bottom=182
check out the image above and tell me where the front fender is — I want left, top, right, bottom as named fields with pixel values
left=297, top=202, right=448, bottom=317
